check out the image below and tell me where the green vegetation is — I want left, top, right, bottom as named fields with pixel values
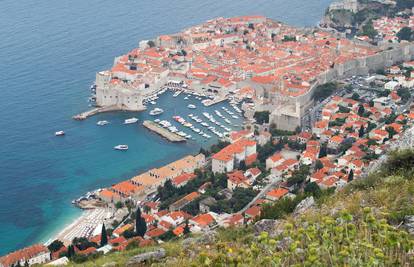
left=135, top=208, right=147, bottom=237
left=100, top=224, right=108, bottom=247
left=253, top=111, right=270, bottom=124
left=359, top=20, right=378, bottom=39
left=210, top=187, right=257, bottom=214
left=282, top=35, right=296, bottom=42
left=397, top=27, right=414, bottom=41
left=312, top=82, right=338, bottom=101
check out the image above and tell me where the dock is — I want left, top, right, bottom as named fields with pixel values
left=143, top=120, right=186, bottom=142
left=72, top=105, right=120, bottom=120
left=202, top=96, right=227, bottom=107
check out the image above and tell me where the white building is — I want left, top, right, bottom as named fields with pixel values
left=212, top=139, right=257, bottom=173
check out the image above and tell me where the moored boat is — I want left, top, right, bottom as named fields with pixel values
left=124, top=117, right=138, bottom=124
left=55, top=131, right=65, bottom=136
left=97, top=120, right=109, bottom=126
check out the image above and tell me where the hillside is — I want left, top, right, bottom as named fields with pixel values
left=58, top=149, right=414, bottom=266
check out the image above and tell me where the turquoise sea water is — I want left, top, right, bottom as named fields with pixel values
left=0, top=0, right=332, bottom=255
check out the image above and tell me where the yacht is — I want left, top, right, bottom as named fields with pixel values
left=184, top=96, right=189, bottom=100
left=124, top=118, right=138, bottom=124
left=154, top=119, right=161, bottom=123
left=114, top=145, right=128, bottom=151
left=150, top=101, right=156, bottom=105
left=187, top=104, right=196, bottom=109
left=97, top=120, right=109, bottom=126
left=55, top=131, right=65, bottom=136
left=149, top=108, right=164, bottom=116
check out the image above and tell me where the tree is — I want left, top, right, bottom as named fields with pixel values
left=47, top=239, right=64, bottom=252
left=319, top=144, right=328, bottom=158
left=312, top=83, right=337, bottom=101
left=351, top=92, right=360, bottom=101
left=135, top=207, right=147, bottom=237
left=359, top=125, right=365, bottom=138
left=100, top=224, right=108, bottom=247
left=304, top=182, right=322, bottom=198
left=314, top=160, right=323, bottom=171
left=397, top=27, right=413, bottom=41
left=147, top=40, right=156, bottom=47
left=239, top=160, right=247, bottom=171
left=254, top=111, right=270, bottom=124
left=357, top=105, right=365, bottom=117
left=348, top=169, right=354, bottom=182
left=67, top=245, right=75, bottom=258
left=360, top=20, right=378, bottom=39
left=386, top=126, right=397, bottom=139
left=183, top=220, right=190, bottom=235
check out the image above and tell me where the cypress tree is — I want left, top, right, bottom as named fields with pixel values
left=135, top=207, right=147, bottom=237
left=100, top=223, right=108, bottom=247
left=348, top=169, right=354, bottom=182
left=359, top=125, right=365, bottom=138
left=183, top=219, right=190, bottom=235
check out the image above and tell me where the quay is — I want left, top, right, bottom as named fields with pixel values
left=72, top=105, right=120, bottom=120
left=202, top=96, right=227, bottom=107
left=142, top=120, right=186, bottom=142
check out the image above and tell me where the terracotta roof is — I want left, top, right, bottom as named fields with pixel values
left=0, top=244, right=49, bottom=267
left=191, top=213, right=215, bottom=227
left=267, top=188, right=289, bottom=199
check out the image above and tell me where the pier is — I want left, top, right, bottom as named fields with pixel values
left=143, top=120, right=186, bottom=142
left=72, top=105, right=119, bottom=120
left=202, top=96, right=227, bottom=107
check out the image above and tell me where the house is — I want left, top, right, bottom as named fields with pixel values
left=170, top=192, right=200, bottom=211
left=265, top=188, right=289, bottom=201
left=245, top=167, right=262, bottom=182
left=144, top=228, right=166, bottom=239
left=228, top=130, right=254, bottom=143
left=113, top=224, right=134, bottom=237
left=327, top=135, right=344, bottom=152
left=222, top=214, right=244, bottom=227
left=199, top=197, right=217, bottom=213
left=212, top=139, right=257, bottom=173
left=171, top=173, right=196, bottom=188
left=244, top=206, right=261, bottom=221
left=227, top=170, right=251, bottom=191
left=384, top=80, right=399, bottom=91
left=369, top=129, right=389, bottom=143
left=160, top=211, right=192, bottom=226
left=266, top=153, right=284, bottom=170
left=312, top=120, right=329, bottom=136
left=189, top=213, right=216, bottom=232
left=0, top=244, right=51, bottom=267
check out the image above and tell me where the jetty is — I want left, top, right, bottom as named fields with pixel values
left=202, top=96, right=227, bottom=107
left=143, top=120, right=186, bottom=142
left=72, top=105, right=119, bottom=120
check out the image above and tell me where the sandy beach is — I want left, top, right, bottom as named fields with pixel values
left=47, top=208, right=113, bottom=246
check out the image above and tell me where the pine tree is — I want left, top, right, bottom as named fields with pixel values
left=100, top=223, right=108, bottom=247
left=135, top=207, right=147, bottom=237
left=348, top=169, right=354, bottom=182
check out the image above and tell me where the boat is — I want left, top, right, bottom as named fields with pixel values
left=97, top=120, right=109, bottom=126
left=187, top=104, right=196, bottom=109
left=55, top=131, right=65, bottom=136
left=114, top=145, right=128, bottom=151
left=150, top=101, right=156, bottom=105
left=124, top=118, right=138, bottom=124
left=232, top=115, right=239, bottom=119
left=149, top=108, right=164, bottom=116
left=173, top=91, right=182, bottom=97
left=154, top=119, right=161, bottom=123
left=184, top=96, right=189, bottom=100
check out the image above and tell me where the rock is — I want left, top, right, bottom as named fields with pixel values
left=277, top=237, right=293, bottom=250
left=126, top=248, right=166, bottom=266
left=293, top=196, right=315, bottom=216
left=403, top=216, right=414, bottom=235
left=182, top=237, right=197, bottom=249
left=196, top=230, right=217, bottom=244
left=254, top=219, right=284, bottom=237
left=102, top=262, right=117, bottom=267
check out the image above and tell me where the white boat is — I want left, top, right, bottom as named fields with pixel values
left=150, top=101, right=156, bottom=105
left=184, top=96, right=189, bottom=100
left=232, top=115, right=239, bottom=119
left=124, top=118, right=138, bottom=124
left=97, top=120, right=109, bottom=126
left=154, top=119, right=161, bottom=123
left=187, top=104, right=196, bottom=109
left=114, top=145, right=128, bottom=151
left=55, top=131, right=65, bottom=136
left=149, top=108, right=164, bottom=116
left=201, top=122, right=209, bottom=127
left=173, top=91, right=182, bottom=97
